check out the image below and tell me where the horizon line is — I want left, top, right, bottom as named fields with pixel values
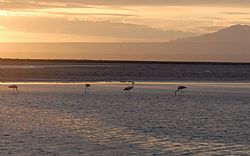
left=1, top=58, right=250, bottom=65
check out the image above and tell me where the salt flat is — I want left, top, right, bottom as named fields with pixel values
left=0, top=83, right=249, bottom=155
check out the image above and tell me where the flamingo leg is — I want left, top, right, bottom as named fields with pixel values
left=12, top=88, right=17, bottom=95
left=178, top=89, right=185, bottom=96
left=175, top=90, right=179, bottom=96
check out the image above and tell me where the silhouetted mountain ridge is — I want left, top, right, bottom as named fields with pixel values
left=171, top=24, right=250, bottom=42
left=0, top=25, right=249, bottom=62
left=163, top=24, right=250, bottom=62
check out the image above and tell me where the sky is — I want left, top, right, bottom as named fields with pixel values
left=1, top=0, right=250, bottom=42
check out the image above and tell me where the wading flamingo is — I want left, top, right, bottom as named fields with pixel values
left=84, top=84, right=91, bottom=95
left=124, top=81, right=135, bottom=95
left=175, top=86, right=187, bottom=96
left=9, top=85, right=19, bottom=94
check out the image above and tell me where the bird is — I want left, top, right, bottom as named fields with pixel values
left=175, top=86, right=187, bottom=96
left=84, top=84, right=91, bottom=95
left=8, top=85, right=19, bottom=94
left=124, top=81, right=135, bottom=95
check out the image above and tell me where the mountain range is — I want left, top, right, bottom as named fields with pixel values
left=0, top=24, right=250, bottom=62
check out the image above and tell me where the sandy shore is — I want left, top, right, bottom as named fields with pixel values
left=0, top=82, right=249, bottom=155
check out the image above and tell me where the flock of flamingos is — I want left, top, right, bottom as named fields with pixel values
left=7, top=82, right=187, bottom=96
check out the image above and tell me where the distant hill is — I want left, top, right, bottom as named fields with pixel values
left=163, top=24, right=250, bottom=62
left=176, top=24, right=250, bottom=42
left=0, top=25, right=250, bottom=62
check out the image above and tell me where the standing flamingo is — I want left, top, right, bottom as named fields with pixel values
left=84, top=84, right=91, bottom=95
left=9, top=85, right=19, bottom=94
left=175, top=86, right=187, bottom=96
left=124, top=81, right=135, bottom=95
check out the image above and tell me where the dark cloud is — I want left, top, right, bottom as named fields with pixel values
left=0, top=16, right=197, bottom=41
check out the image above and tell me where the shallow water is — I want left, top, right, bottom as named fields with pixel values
left=1, top=63, right=250, bottom=82
left=0, top=83, right=249, bottom=155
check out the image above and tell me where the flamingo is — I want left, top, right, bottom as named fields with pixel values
left=8, top=85, right=19, bottom=94
left=84, top=84, right=91, bottom=95
left=124, top=81, right=135, bottom=95
left=175, top=86, right=187, bottom=96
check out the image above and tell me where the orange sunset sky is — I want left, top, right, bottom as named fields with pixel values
left=1, top=0, right=250, bottom=42
left=0, top=1, right=250, bottom=61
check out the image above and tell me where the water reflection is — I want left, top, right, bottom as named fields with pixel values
left=1, top=105, right=249, bottom=155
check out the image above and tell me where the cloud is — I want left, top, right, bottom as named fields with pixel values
left=198, top=26, right=227, bottom=31
left=221, top=12, right=250, bottom=15
left=22, top=0, right=250, bottom=6
left=200, top=17, right=225, bottom=20
left=0, top=25, right=6, bottom=29
left=46, top=12, right=137, bottom=17
left=0, top=1, right=89, bottom=10
left=70, top=0, right=250, bottom=6
left=0, top=16, right=197, bottom=41
left=1, top=0, right=250, bottom=10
